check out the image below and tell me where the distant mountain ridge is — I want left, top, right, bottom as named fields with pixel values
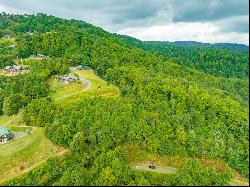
left=162, top=41, right=249, bottom=52
left=115, top=34, right=249, bottom=79
left=116, top=34, right=249, bottom=52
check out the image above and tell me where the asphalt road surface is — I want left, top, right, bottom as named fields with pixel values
left=130, top=165, right=176, bottom=173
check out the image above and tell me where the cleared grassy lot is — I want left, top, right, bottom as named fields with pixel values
left=49, top=77, right=84, bottom=100
left=0, top=37, right=15, bottom=45
left=0, top=115, right=16, bottom=126
left=73, top=70, right=108, bottom=89
left=0, top=128, right=63, bottom=183
left=53, top=70, right=120, bottom=106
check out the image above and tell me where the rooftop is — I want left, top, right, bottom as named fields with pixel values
left=0, top=127, right=13, bottom=137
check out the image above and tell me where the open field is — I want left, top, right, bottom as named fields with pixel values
left=0, top=110, right=24, bottom=128
left=73, top=70, right=109, bottom=90
left=0, top=115, right=16, bottom=126
left=49, top=77, right=84, bottom=100
left=15, top=58, right=47, bottom=65
left=55, top=87, right=120, bottom=107
left=0, top=37, right=15, bottom=45
left=0, top=127, right=64, bottom=183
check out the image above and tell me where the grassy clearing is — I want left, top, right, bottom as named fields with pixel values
left=7, top=126, right=32, bottom=132
left=0, top=38, right=15, bottom=45
left=0, top=115, right=16, bottom=126
left=231, top=179, right=249, bottom=186
left=15, top=58, right=42, bottom=65
left=124, top=144, right=187, bottom=169
left=49, top=78, right=84, bottom=100
left=55, top=87, right=120, bottom=107
left=53, top=70, right=120, bottom=106
left=123, top=144, right=249, bottom=185
left=0, top=111, right=24, bottom=128
left=0, top=127, right=64, bottom=183
left=0, top=149, right=70, bottom=186
left=73, top=70, right=108, bottom=90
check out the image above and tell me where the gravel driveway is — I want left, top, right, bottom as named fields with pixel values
left=13, top=131, right=27, bottom=139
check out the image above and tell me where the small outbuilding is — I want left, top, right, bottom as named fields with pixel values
left=0, top=127, right=14, bottom=142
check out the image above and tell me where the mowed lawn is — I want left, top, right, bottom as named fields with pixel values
left=0, top=127, right=63, bottom=183
left=73, top=70, right=108, bottom=90
left=49, top=77, right=84, bottom=100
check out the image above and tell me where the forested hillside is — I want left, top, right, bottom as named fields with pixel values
left=139, top=40, right=249, bottom=52
left=0, top=13, right=248, bottom=186
left=117, top=34, right=249, bottom=79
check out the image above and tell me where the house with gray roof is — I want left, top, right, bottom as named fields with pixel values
left=3, top=34, right=11, bottom=39
left=59, top=75, right=77, bottom=83
left=29, top=54, right=47, bottom=59
left=4, top=65, right=22, bottom=74
left=71, top=65, right=91, bottom=70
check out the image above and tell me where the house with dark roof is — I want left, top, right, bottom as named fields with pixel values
left=59, top=75, right=77, bottom=83
left=71, top=65, right=91, bottom=70
left=37, top=54, right=45, bottom=58
left=3, top=34, right=11, bottom=39
left=29, top=54, right=47, bottom=59
left=0, top=127, right=14, bottom=142
left=4, top=65, right=22, bottom=74
left=77, top=65, right=91, bottom=70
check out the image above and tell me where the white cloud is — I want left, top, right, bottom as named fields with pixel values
left=117, top=22, right=249, bottom=45
left=0, top=4, right=27, bottom=14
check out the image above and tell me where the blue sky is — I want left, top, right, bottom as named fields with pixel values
left=0, top=0, right=249, bottom=44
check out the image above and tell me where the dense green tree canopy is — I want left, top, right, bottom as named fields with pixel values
left=0, top=13, right=248, bottom=186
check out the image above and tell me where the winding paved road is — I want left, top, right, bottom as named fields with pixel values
left=130, top=165, right=176, bottom=173
left=12, top=131, right=27, bottom=139
left=130, top=165, right=247, bottom=186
